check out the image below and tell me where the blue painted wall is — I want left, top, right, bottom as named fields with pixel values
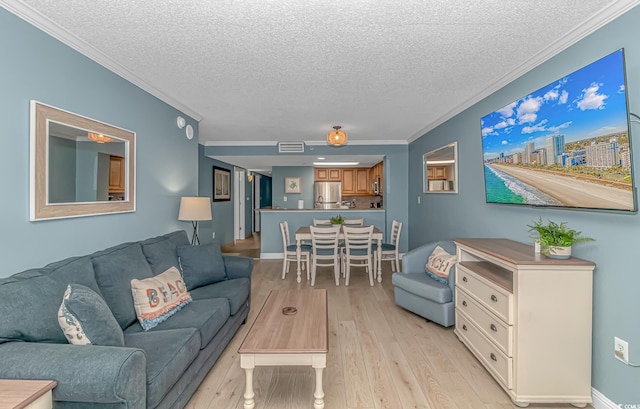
left=0, top=8, right=199, bottom=276
left=271, top=166, right=315, bottom=209
left=408, top=6, right=640, bottom=404
left=198, top=145, right=235, bottom=246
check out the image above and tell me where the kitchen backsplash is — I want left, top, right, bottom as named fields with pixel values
left=343, top=195, right=383, bottom=209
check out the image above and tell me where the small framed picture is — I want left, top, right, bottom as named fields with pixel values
left=285, top=177, right=301, bottom=194
left=213, top=166, right=231, bottom=201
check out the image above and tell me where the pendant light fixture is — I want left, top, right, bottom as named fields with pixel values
left=326, top=125, right=348, bottom=146
left=87, top=132, right=113, bottom=144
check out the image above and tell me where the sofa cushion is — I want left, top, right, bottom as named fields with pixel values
left=177, top=242, right=227, bottom=290
left=125, top=298, right=230, bottom=349
left=140, top=231, right=190, bottom=275
left=189, top=278, right=250, bottom=315
left=425, top=245, right=457, bottom=285
left=124, top=328, right=200, bottom=409
left=392, top=272, right=452, bottom=304
left=131, top=267, right=192, bottom=330
left=92, top=243, right=154, bottom=329
left=0, top=257, right=100, bottom=344
left=58, top=284, right=125, bottom=346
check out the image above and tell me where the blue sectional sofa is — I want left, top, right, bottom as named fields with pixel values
left=0, top=230, right=253, bottom=409
left=391, top=240, right=456, bottom=327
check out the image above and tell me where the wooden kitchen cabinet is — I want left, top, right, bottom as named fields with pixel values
left=109, top=155, right=125, bottom=193
left=315, top=168, right=341, bottom=181
left=341, top=169, right=356, bottom=194
left=355, top=168, right=370, bottom=194
left=427, top=166, right=447, bottom=180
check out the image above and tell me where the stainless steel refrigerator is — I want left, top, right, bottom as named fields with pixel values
left=314, top=181, right=342, bottom=209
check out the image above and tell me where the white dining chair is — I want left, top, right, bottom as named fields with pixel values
left=313, top=219, right=332, bottom=226
left=342, top=218, right=364, bottom=226
left=374, top=220, right=403, bottom=272
left=309, top=225, right=341, bottom=286
left=342, top=225, right=375, bottom=286
left=280, top=221, right=311, bottom=280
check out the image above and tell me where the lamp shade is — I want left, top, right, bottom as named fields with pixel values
left=178, top=197, right=212, bottom=221
left=326, top=126, right=348, bottom=146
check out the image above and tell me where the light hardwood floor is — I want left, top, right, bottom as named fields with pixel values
left=186, top=259, right=590, bottom=409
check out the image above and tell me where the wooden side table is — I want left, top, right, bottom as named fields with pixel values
left=0, top=380, right=57, bottom=409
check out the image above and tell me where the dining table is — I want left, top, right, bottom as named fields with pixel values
left=294, top=225, right=384, bottom=285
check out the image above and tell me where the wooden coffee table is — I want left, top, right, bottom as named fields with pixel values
left=239, top=289, right=328, bottom=409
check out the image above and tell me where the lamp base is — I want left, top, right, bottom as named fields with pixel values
left=190, top=221, right=200, bottom=246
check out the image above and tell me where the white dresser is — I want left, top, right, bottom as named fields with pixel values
left=454, top=238, right=595, bottom=407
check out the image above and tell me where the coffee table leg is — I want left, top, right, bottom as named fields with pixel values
left=243, top=367, right=255, bottom=409
left=313, top=366, right=324, bottom=409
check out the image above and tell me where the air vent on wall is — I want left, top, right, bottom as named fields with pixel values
left=278, top=142, right=305, bottom=153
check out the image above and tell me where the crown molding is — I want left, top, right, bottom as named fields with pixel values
left=204, top=139, right=407, bottom=147
left=1, top=0, right=203, bottom=121
left=407, top=0, right=640, bottom=143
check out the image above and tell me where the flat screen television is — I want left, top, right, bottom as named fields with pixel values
left=481, top=49, right=637, bottom=212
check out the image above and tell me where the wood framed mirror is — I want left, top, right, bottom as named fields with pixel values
left=30, top=101, right=136, bottom=220
left=423, top=141, right=458, bottom=194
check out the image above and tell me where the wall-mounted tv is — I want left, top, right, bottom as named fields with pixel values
left=481, top=49, right=636, bottom=212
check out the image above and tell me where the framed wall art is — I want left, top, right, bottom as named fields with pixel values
left=213, top=166, right=231, bottom=201
left=284, top=177, right=301, bottom=194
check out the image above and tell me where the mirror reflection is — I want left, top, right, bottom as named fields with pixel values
left=423, top=142, right=458, bottom=193
left=31, top=101, right=135, bottom=221
left=48, top=122, right=127, bottom=203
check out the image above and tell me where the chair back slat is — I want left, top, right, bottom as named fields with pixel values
left=280, top=221, right=290, bottom=248
left=343, top=225, right=374, bottom=252
left=310, top=225, right=341, bottom=252
left=390, top=220, right=403, bottom=245
left=313, top=219, right=332, bottom=226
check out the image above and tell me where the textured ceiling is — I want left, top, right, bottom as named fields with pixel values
left=4, top=0, right=638, bottom=150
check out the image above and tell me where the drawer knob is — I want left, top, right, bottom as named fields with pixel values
left=490, top=353, right=497, bottom=361
left=462, top=324, right=467, bottom=331
left=490, top=294, right=498, bottom=302
left=462, top=276, right=468, bottom=282
left=490, top=324, right=497, bottom=332
left=462, top=300, right=467, bottom=307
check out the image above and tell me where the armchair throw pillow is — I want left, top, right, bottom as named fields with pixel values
left=131, top=267, right=192, bottom=330
left=425, top=245, right=457, bottom=285
left=58, top=284, right=125, bottom=346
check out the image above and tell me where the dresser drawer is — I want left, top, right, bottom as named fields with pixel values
left=456, top=265, right=513, bottom=324
left=455, top=311, right=513, bottom=390
left=456, top=289, right=513, bottom=356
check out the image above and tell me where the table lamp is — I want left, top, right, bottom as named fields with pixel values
left=178, top=197, right=212, bottom=245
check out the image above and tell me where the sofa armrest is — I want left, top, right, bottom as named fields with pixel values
left=223, top=255, right=254, bottom=279
left=0, top=342, right=146, bottom=408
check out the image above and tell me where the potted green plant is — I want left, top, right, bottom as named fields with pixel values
left=527, top=218, right=594, bottom=259
left=330, top=215, right=344, bottom=225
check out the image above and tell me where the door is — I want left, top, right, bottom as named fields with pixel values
left=254, top=174, right=261, bottom=232
left=234, top=167, right=245, bottom=241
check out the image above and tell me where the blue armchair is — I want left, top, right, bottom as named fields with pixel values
left=391, top=240, right=456, bottom=327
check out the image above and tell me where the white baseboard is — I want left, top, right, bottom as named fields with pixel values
left=260, top=253, right=283, bottom=259
left=592, top=387, right=617, bottom=409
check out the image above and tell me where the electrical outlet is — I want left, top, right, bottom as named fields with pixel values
left=284, top=196, right=287, bottom=202
left=212, top=232, right=215, bottom=239
left=417, top=196, right=421, bottom=204
left=614, top=336, right=629, bottom=364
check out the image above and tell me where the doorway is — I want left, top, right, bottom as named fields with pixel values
left=233, top=167, right=245, bottom=242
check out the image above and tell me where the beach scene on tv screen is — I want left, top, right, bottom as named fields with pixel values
left=481, top=49, right=635, bottom=211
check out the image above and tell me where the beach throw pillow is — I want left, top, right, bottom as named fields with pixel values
left=177, top=242, right=227, bottom=290
left=131, top=267, right=192, bottom=330
left=425, top=245, right=457, bottom=285
left=58, top=284, right=124, bottom=346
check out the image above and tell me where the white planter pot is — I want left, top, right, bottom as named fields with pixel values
left=546, top=245, right=572, bottom=259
